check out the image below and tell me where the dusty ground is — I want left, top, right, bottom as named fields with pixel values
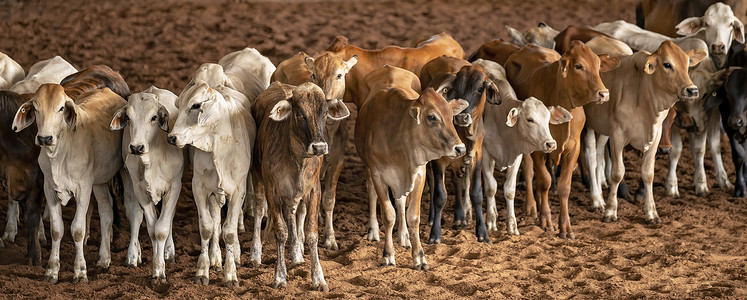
left=1, top=0, right=746, bottom=298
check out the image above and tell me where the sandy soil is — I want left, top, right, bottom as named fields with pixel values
left=1, top=0, right=746, bottom=298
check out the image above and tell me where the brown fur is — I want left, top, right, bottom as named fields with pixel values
left=467, top=39, right=521, bottom=65
left=60, top=65, right=130, bottom=100
left=554, top=26, right=609, bottom=54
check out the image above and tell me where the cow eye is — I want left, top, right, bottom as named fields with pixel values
left=337, top=74, right=343, bottom=79
left=58, top=106, right=64, bottom=112
left=311, top=74, right=316, bottom=81
left=663, top=62, right=672, bottom=69
left=527, top=117, right=534, bottom=123
left=575, top=64, right=582, bottom=70
left=191, top=103, right=201, bottom=110
left=427, top=115, right=437, bottom=122
left=477, top=87, right=484, bottom=94
left=151, top=115, right=157, bottom=122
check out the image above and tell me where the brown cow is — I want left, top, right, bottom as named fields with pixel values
left=506, top=22, right=560, bottom=49
left=636, top=0, right=747, bottom=38
left=326, top=32, right=465, bottom=107
left=553, top=26, right=610, bottom=54
left=269, top=51, right=357, bottom=251
left=253, top=82, right=350, bottom=291
left=467, top=39, right=521, bottom=65
left=583, top=41, right=705, bottom=224
left=355, top=66, right=467, bottom=269
left=505, top=41, right=619, bottom=239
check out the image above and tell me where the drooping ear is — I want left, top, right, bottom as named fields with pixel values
left=304, top=56, right=315, bottom=71
left=598, top=54, right=621, bottom=72
left=686, top=49, right=708, bottom=67
left=449, top=99, right=469, bottom=115
left=157, top=105, right=170, bottom=132
left=548, top=105, right=573, bottom=124
left=269, top=100, right=292, bottom=121
left=676, top=17, right=704, bottom=36
left=12, top=101, right=35, bottom=132
left=64, top=99, right=78, bottom=132
left=327, top=99, right=350, bottom=120
left=559, top=56, right=569, bottom=78
left=644, top=54, right=657, bottom=74
left=110, top=107, right=128, bottom=131
left=506, top=26, right=527, bottom=46
left=734, top=19, right=745, bottom=43
left=409, top=105, right=421, bottom=124
left=343, top=55, right=358, bottom=72
left=484, top=80, right=501, bottom=105
left=506, top=107, right=521, bottom=127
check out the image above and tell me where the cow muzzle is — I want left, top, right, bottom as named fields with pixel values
left=36, top=135, right=54, bottom=147
left=596, top=89, right=610, bottom=103
left=450, top=143, right=467, bottom=158
left=679, top=85, right=699, bottom=102
left=130, top=144, right=146, bottom=155
left=729, top=115, right=746, bottom=130
left=711, top=43, right=726, bottom=55
left=543, top=139, right=557, bottom=153
left=167, top=136, right=177, bottom=146
left=454, top=113, right=473, bottom=127
left=307, top=142, right=328, bottom=156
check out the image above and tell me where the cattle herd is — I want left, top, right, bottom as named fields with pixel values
left=1, top=0, right=746, bottom=292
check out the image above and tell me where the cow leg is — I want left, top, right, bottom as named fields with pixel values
left=522, top=154, right=538, bottom=219
left=665, top=127, right=683, bottom=197
left=193, top=184, right=213, bottom=285
left=43, top=182, right=62, bottom=284
left=533, top=153, right=553, bottom=231
left=71, top=185, right=94, bottom=283
left=427, top=164, right=436, bottom=227
left=469, top=148, right=489, bottom=243
left=321, top=155, right=344, bottom=250
left=408, top=166, right=428, bottom=270
left=2, top=199, right=19, bottom=243
left=208, top=195, right=222, bottom=271
left=503, top=155, right=523, bottom=236
left=584, top=128, right=604, bottom=212
left=296, top=199, right=306, bottom=253
left=122, top=172, right=143, bottom=268
left=483, top=156, right=499, bottom=232
left=92, top=184, right=114, bottom=270
left=154, top=185, right=180, bottom=284
left=269, top=193, right=289, bottom=289
left=603, top=136, right=625, bottom=223
left=598, top=135, right=610, bottom=189
left=729, top=134, right=747, bottom=197
left=658, top=107, right=676, bottom=154
left=372, top=178, right=396, bottom=266
left=641, top=143, right=661, bottom=224
left=285, top=199, right=304, bottom=267
left=222, top=188, right=244, bottom=288
left=689, top=130, right=709, bottom=197
left=558, top=142, right=580, bottom=239
left=428, top=162, right=448, bottom=244
left=395, top=194, right=411, bottom=249
left=365, top=174, right=380, bottom=241
left=306, top=180, right=328, bottom=291
left=85, top=200, right=93, bottom=246
left=249, top=181, right=265, bottom=267
left=707, top=113, right=732, bottom=191
left=24, top=172, right=44, bottom=266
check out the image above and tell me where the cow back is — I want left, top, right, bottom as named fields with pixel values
left=468, top=39, right=521, bottom=65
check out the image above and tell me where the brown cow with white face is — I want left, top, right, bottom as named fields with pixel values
left=356, top=64, right=467, bottom=270
left=253, top=82, right=349, bottom=291
left=505, top=41, right=619, bottom=239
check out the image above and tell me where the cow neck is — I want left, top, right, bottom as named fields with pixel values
left=134, top=129, right=181, bottom=203
left=543, top=62, right=576, bottom=111
left=43, top=122, right=90, bottom=205
left=208, top=100, right=252, bottom=198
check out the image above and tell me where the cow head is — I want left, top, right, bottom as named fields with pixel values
left=180, top=63, right=231, bottom=96
left=506, top=22, right=559, bottom=49
left=269, top=82, right=350, bottom=157
left=305, top=52, right=357, bottom=102
left=409, top=88, right=468, bottom=158
left=110, top=87, right=176, bottom=155
left=439, top=65, right=500, bottom=132
left=506, top=97, right=572, bottom=153
left=643, top=40, right=706, bottom=102
left=558, top=41, right=619, bottom=107
left=720, top=69, right=747, bottom=133
left=676, top=3, right=745, bottom=67
left=12, top=84, right=77, bottom=151
left=168, top=81, right=235, bottom=151
left=472, top=59, right=519, bottom=102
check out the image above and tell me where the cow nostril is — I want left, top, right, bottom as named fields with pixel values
left=738, top=119, right=744, bottom=127
left=167, top=136, right=177, bottom=146
left=454, top=144, right=466, bottom=156
left=546, top=140, right=557, bottom=150
left=130, top=144, right=145, bottom=154
left=37, top=135, right=52, bottom=145
left=686, top=87, right=699, bottom=97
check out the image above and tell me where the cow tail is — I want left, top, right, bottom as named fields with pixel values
left=635, top=1, right=645, bottom=28
left=110, top=172, right=123, bottom=229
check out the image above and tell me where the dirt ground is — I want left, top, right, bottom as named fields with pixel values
left=1, top=0, right=746, bottom=298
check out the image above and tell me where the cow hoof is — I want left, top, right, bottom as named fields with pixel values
left=225, top=280, right=239, bottom=288
left=43, top=275, right=58, bottom=284
left=323, top=238, right=339, bottom=251
left=151, top=275, right=167, bottom=286
left=427, top=238, right=441, bottom=245
left=543, top=226, right=555, bottom=232
left=695, top=190, right=708, bottom=198
left=211, top=265, right=223, bottom=272
left=272, top=280, right=287, bottom=289
left=96, top=259, right=111, bottom=269
left=735, top=189, right=746, bottom=198
left=414, top=263, right=429, bottom=271
left=124, top=261, right=136, bottom=268
left=477, top=235, right=491, bottom=243
left=560, top=232, right=575, bottom=240
left=312, top=282, right=329, bottom=292
left=246, top=259, right=261, bottom=268
left=646, top=217, right=662, bottom=225
left=195, top=276, right=209, bottom=285
left=601, top=215, right=618, bottom=223
left=73, top=276, right=89, bottom=283
left=657, top=147, right=671, bottom=155
left=588, top=206, right=604, bottom=213
left=165, top=256, right=176, bottom=263
left=366, top=228, right=380, bottom=241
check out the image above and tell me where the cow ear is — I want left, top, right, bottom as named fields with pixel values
left=484, top=81, right=501, bottom=105
left=12, top=100, right=35, bottom=132
left=157, top=105, right=170, bottom=132
left=644, top=54, right=657, bottom=74
left=327, top=99, right=350, bottom=120
left=409, top=106, right=421, bottom=124
left=304, top=56, right=315, bottom=71
left=598, top=54, right=620, bottom=72
left=64, top=99, right=78, bottom=132
left=734, top=19, right=745, bottom=43
left=548, top=105, right=573, bottom=124
left=676, top=17, right=703, bottom=36
left=506, top=107, right=521, bottom=127
left=686, top=49, right=708, bottom=67
left=559, top=56, right=569, bottom=78
left=449, top=99, right=469, bottom=115
left=110, top=107, right=128, bottom=131
left=344, top=55, right=358, bottom=72
left=506, top=26, right=527, bottom=46
left=269, top=100, right=292, bottom=121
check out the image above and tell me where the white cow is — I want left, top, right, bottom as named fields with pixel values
left=168, top=81, right=255, bottom=287
left=472, top=59, right=572, bottom=235
left=666, top=57, right=735, bottom=197
left=506, top=23, right=559, bottom=49
left=12, top=85, right=125, bottom=284
left=110, top=86, right=183, bottom=284
left=0, top=52, right=24, bottom=90
left=9, top=56, right=78, bottom=94
left=675, top=3, right=745, bottom=67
